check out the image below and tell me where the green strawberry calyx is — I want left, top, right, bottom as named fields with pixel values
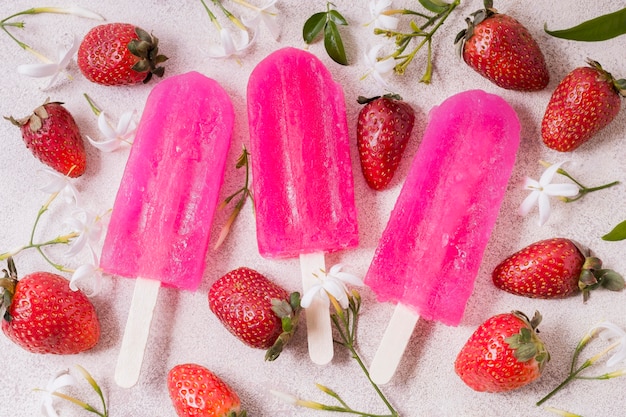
left=0, top=257, right=18, bottom=322
left=504, top=311, right=550, bottom=372
left=4, top=98, right=61, bottom=132
left=587, top=59, right=626, bottom=97
left=454, top=0, right=497, bottom=52
left=356, top=93, right=403, bottom=105
left=265, top=292, right=302, bottom=361
left=571, top=240, right=625, bottom=302
left=127, top=27, right=168, bottom=84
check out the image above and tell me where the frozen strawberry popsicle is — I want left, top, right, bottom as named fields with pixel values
left=366, top=89, right=520, bottom=383
left=101, top=71, right=234, bottom=387
left=247, top=47, right=358, bottom=364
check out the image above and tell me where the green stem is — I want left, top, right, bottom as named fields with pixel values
left=555, top=166, right=619, bottom=203
left=564, top=180, right=620, bottom=202
left=393, top=0, right=460, bottom=76
left=536, top=362, right=590, bottom=406
left=330, top=297, right=399, bottom=417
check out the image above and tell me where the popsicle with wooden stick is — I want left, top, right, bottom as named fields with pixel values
left=365, top=89, right=521, bottom=384
left=247, top=47, right=359, bottom=365
left=100, top=71, right=234, bottom=387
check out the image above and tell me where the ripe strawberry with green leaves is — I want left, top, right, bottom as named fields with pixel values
left=77, top=23, right=168, bottom=86
left=5, top=100, right=86, bottom=177
left=455, top=0, right=549, bottom=91
left=0, top=258, right=100, bottom=354
left=356, top=94, right=415, bottom=190
left=209, top=267, right=300, bottom=361
left=168, top=363, right=246, bottom=417
left=455, top=311, right=549, bottom=393
left=492, top=238, right=624, bottom=301
left=542, top=59, right=625, bottom=152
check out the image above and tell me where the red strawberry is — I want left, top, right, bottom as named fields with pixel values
left=455, top=311, right=549, bottom=393
left=0, top=258, right=100, bottom=354
left=492, top=238, right=624, bottom=301
left=5, top=100, right=86, bottom=177
left=77, top=23, right=168, bottom=86
left=168, top=363, right=245, bottom=417
left=455, top=0, right=549, bottom=91
left=542, top=60, right=625, bottom=152
left=356, top=94, right=415, bottom=190
left=208, top=267, right=300, bottom=360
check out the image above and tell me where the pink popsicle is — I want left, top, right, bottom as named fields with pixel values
left=247, top=47, right=358, bottom=258
left=366, top=89, right=520, bottom=383
left=101, top=71, right=234, bottom=387
left=247, top=47, right=358, bottom=364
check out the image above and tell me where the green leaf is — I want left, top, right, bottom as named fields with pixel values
left=602, top=219, right=626, bottom=241
left=545, top=7, right=626, bottom=41
left=303, top=12, right=327, bottom=44
left=419, top=0, right=450, bottom=14
left=328, top=9, right=348, bottom=26
left=324, top=22, right=348, bottom=65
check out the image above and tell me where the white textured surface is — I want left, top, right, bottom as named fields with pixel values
left=0, top=1, right=625, bottom=416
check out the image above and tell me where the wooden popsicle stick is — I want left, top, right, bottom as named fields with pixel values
left=114, top=277, right=161, bottom=388
left=299, top=252, right=334, bottom=365
left=369, top=303, right=420, bottom=385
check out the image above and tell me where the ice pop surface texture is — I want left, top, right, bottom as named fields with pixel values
left=247, top=47, right=358, bottom=259
left=365, top=89, right=521, bottom=326
left=101, top=71, right=234, bottom=290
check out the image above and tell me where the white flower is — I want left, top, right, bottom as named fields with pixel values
left=39, top=167, right=80, bottom=205
left=367, top=0, right=399, bottom=30
left=241, top=0, right=280, bottom=40
left=36, top=6, right=104, bottom=21
left=64, top=207, right=104, bottom=257
left=207, top=27, right=255, bottom=60
left=17, top=36, right=78, bottom=90
left=70, top=248, right=103, bottom=297
left=87, top=110, right=137, bottom=152
left=362, top=44, right=396, bottom=89
left=590, top=322, right=626, bottom=368
left=301, top=264, right=363, bottom=309
left=40, top=369, right=77, bottom=417
left=518, top=161, right=579, bottom=226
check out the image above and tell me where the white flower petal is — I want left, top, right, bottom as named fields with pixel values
left=374, top=57, right=396, bottom=75
left=40, top=369, right=77, bottom=417
left=17, top=63, right=59, bottom=78
left=43, top=6, right=104, bottom=20
left=518, top=190, right=539, bottom=216
left=97, top=112, right=117, bottom=139
left=522, top=177, right=540, bottom=190
left=116, top=110, right=137, bottom=136
left=543, top=183, right=580, bottom=197
left=537, top=192, right=552, bottom=226
left=300, top=283, right=323, bottom=308
left=539, top=161, right=567, bottom=186
left=376, top=14, right=400, bottom=30
left=87, top=136, right=123, bottom=152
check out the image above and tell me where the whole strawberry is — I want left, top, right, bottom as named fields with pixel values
left=455, top=311, right=549, bottom=393
left=209, top=267, right=300, bottom=360
left=5, top=100, right=86, bottom=177
left=0, top=258, right=100, bottom=354
left=455, top=0, right=549, bottom=91
left=542, top=59, right=625, bottom=152
left=356, top=94, right=415, bottom=190
left=77, top=23, right=168, bottom=86
left=492, top=238, right=624, bottom=301
left=168, top=363, right=246, bottom=417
